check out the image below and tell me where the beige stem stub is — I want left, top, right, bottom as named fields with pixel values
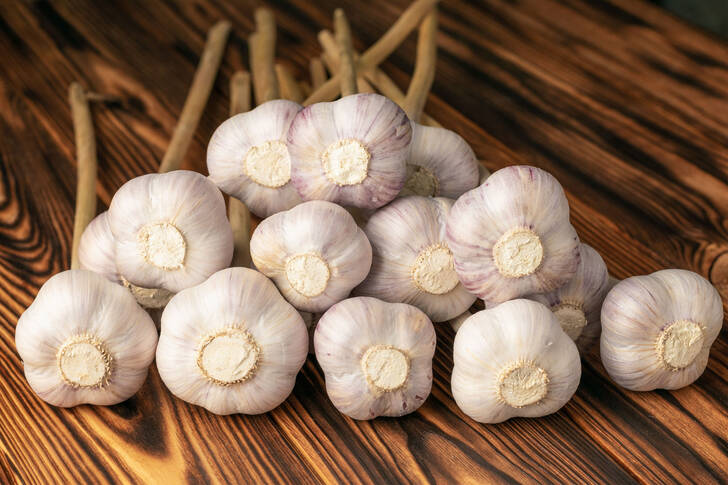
left=322, top=138, right=370, bottom=186
left=57, top=334, right=112, bottom=388
left=137, top=222, right=187, bottom=270
left=411, top=243, right=459, bottom=295
left=656, top=319, right=704, bottom=371
left=121, top=276, right=175, bottom=309
left=285, top=253, right=331, bottom=298
left=552, top=301, right=587, bottom=341
left=492, top=227, right=544, bottom=278
left=496, top=360, right=549, bottom=408
left=361, top=344, right=410, bottom=393
left=401, top=164, right=439, bottom=197
left=243, top=140, right=292, bottom=188
left=197, top=328, right=260, bottom=385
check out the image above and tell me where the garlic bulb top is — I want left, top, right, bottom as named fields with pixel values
left=528, top=243, right=610, bottom=350
left=446, top=165, right=580, bottom=305
left=288, top=93, right=411, bottom=209
left=15, top=270, right=158, bottom=407
left=250, top=200, right=372, bottom=313
left=108, top=170, right=233, bottom=294
left=400, top=123, right=479, bottom=199
left=355, top=196, right=476, bottom=322
left=452, top=299, right=581, bottom=423
left=600, top=269, right=722, bottom=391
left=78, top=211, right=121, bottom=284
left=207, top=100, right=303, bottom=218
left=314, top=296, right=436, bottom=420
left=156, top=267, right=308, bottom=415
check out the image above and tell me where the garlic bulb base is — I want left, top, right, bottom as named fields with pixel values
left=57, top=334, right=113, bottom=389
left=552, top=302, right=588, bottom=340
left=401, top=164, right=439, bottom=197
left=243, top=140, right=291, bottom=188
left=656, top=320, right=704, bottom=371
left=285, top=252, right=331, bottom=298
left=196, top=328, right=261, bottom=385
left=322, top=138, right=371, bottom=186
left=411, top=243, right=459, bottom=295
left=496, top=360, right=550, bottom=408
left=361, top=344, right=410, bottom=393
left=137, top=221, right=187, bottom=271
left=493, top=227, right=544, bottom=278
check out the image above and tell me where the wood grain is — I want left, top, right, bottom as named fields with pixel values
left=1, top=0, right=727, bottom=483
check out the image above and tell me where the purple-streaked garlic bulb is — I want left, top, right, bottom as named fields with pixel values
left=452, top=299, right=580, bottom=423
left=250, top=200, right=372, bottom=313
left=207, top=100, right=303, bottom=217
left=528, top=243, right=610, bottom=351
left=108, top=170, right=233, bottom=294
left=156, top=268, right=308, bottom=415
left=288, top=93, right=411, bottom=209
left=355, top=196, right=476, bottom=322
left=15, top=270, right=158, bottom=407
left=446, top=165, right=580, bottom=305
left=400, top=123, right=479, bottom=199
left=600, top=269, right=722, bottom=391
left=315, top=297, right=435, bottom=420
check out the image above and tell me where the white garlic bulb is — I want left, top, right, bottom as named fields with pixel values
left=288, top=93, right=411, bottom=209
left=355, top=196, right=476, bottom=322
left=315, top=296, right=435, bottom=420
left=108, top=170, right=233, bottom=294
left=452, top=299, right=581, bottom=423
left=528, top=243, right=610, bottom=351
left=400, top=123, right=479, bottom=199
left=207, top=100, right=303, bottom=218
left=446, top=165, right=580, bottom=305
left=600, top=269, right=722, bottom=391
left=156, top=267, right=308, bottom=415
left=250, top=200, right=372, bottom=313
left=15, top=270, right=158, bottom=407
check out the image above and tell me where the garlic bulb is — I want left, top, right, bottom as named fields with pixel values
left=355, top=196, right=476, bottom=322
left=528, top=243, right=610, bottom=350
left=207, top=100, right=303, bottom=218
left=448, top=310, right=472, bottom=333
left=156, top=267, right=308, bottom=415
left=446, top=165, right=580, bottom=304
left=250, top=200, right=372, bottom=312
left=15, top=270, right=158, bottom=407
left=108, top=170, right=233, bottom=293
left=288, top=93, right=411, bottom=209
left=315, top=296, right=435, bottom=420
left=452, top=299, right=581, bottom=423
left=400, top=123, right=479, bottom=199
left=600, top=269, right=722, bottom=391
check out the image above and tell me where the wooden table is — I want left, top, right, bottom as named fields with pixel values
left=1, top=0, right=727, bottom=483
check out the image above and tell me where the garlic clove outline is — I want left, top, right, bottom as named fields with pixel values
left=600, top=269, right=722, bottom=391
left=207, top=99, right=303, bottom=218
left=250, top=200, right=372, bottom=313
left=108, top=170, right=233, bottom=294
left=355, top=196, right=476, bottom=322
left=314, top=296, right=436, bottom=420
left=446, top=165, right=580, bottom=305
left=288, top=93, right=411, bottom=209
left=451, top=299, right=581, bottom=423
left=156, top=267, right=308, bottom=415
left=15, top=270, right=158, bottom=407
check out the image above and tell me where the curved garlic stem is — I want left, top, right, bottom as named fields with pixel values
left=310, top=57, right=327, bottom=89
left=159, top=20, right=231, bottom=173
left=69, top=82, right=98, bottom=270
left=449, top=309, right=471, bottom=333
left=276, top=64, right=304, bottom=103
left=402, top=8, right=438, bottom=122
left=304, top=0, right=439, bottom=105
left=334, top=9, right=357, bottom=97
left=318, top=30, right=375, bottom=93
left=250, top=8, right=280, bottom=104
left=478, top=164, right=490, bottom=184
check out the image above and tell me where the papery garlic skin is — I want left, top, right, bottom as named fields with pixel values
left=78, top=212, right=122, bottom=284
left=207, top=100, right=303, bottom=218
left=250, top=200, right=372, bottom=313
left=600, top=269, right=722, bottom=391
left=15, top=270, right=158, bottom=407
left=288, top=93, right=411, bottom=209
left=528, top=243, right=610, bottom=351
left=400, top=123, right=479, bottom=199
left=355, top=196, right=476, bottom=322
left=108, top=170, right=233, bottom=293
left=156, top=267, right=308, bottom=415
left=446, top=165, right=580, bottom=305
left=452, top=299, right=580, bottom=423
left=315, top=296, right=435, bottom=420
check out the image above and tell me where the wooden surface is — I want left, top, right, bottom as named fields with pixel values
left=1, top=0, right=727, bottom=483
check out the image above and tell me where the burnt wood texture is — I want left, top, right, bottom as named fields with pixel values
left=1, top=0, right=728, bottom=483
